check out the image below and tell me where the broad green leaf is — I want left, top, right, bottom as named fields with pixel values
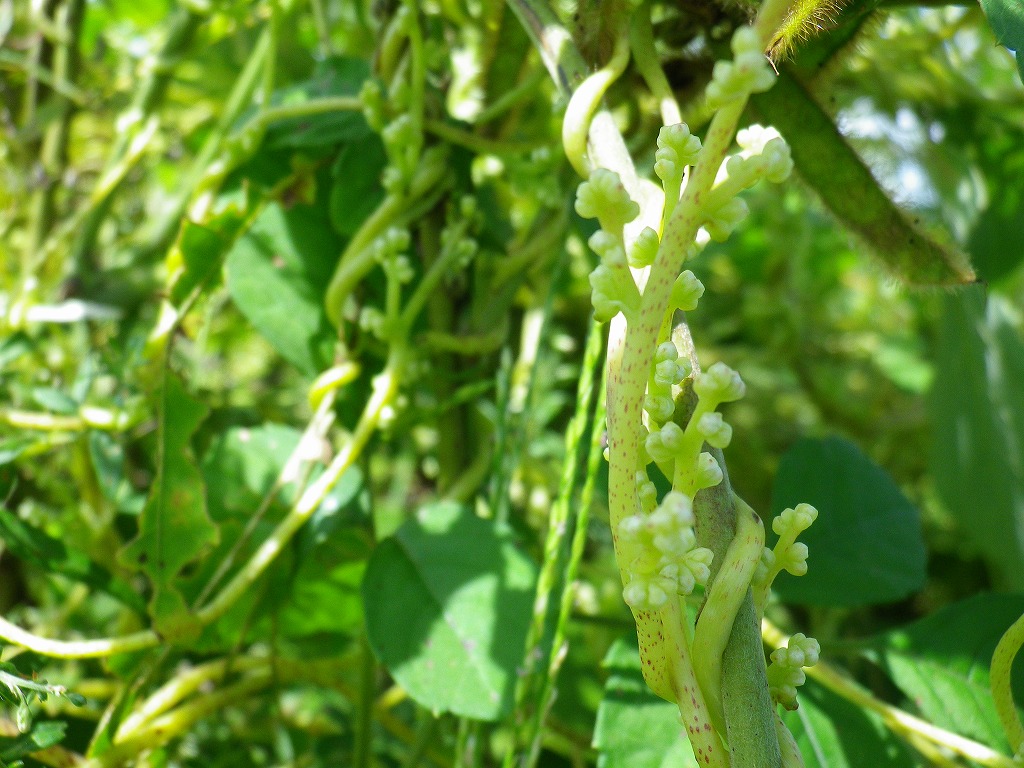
left=930, top=286, right=1024, bottom=588
left=201, top=423, right=302, bottom=522
left=0, top=720, right=67, bottom=762
left=770, top=436, right=927, bottom=606
left=874, top=593, right=1024, bottom=752
left=593, top=637, right=698, bottom=768
left=968, top=146, right=1024, bottom=283
left=264, top=57, right=371, bottom=150
left=750, top=69, right=974, bottom=286
left=328, top=133, right=387, bottom=237
left=362, top=502, right=537, bottom=720
left=119, top=374, right=217, bottom=638
left=0, top=507, right=145, bottom=613
left=226, top=199, right=341, bottom=376
left=781, top=678, right=917, bottom=767
left=167, top=199, right=253, bottom=305
left=979, top=0, right=1024, bottom=81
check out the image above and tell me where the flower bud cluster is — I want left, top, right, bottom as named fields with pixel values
left=587, top=231, right=642, bottom=323
left=771, top=503, right=818, bottom=576
left=628, top=227, right=660, bottom=269
left=619, top=491, right=714, bottom=610
left=576, top=170, right=644, bottom=323
left=373, top=227, right=414, bottom=284
left=693, top=362, right=746, bottom=409
left=643, top=360, right=743, bottom=495
left=655, top=123, right=703, bottom=204
left=767, top=633, right=820, bottom=710
left=575, top=169, right=640, bottom=239
left=705, top=26, right=775, bottom=108
left=381, top=114, right=421, bottom=189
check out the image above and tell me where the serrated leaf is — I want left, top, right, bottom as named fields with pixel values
left=0, top=507, right=145, bottom=613
left=593, top=637, right=698, bottom=768
left=781, top=678, right=917, bottom=767
left=226, top=199, right=341, bottom=375
left=930, top=286, right=1024, bottom=588
left=119, top=373, right=217, bottom=637
left=362, top=502, right=536, bottom=720
left=770, top=436, right=927, bottom=606
left=874, top=593, right=1024, bottom=752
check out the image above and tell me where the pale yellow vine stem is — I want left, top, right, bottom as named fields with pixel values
left=663, top=598, right=730, bottom=768
left=763, top=619, right=1020, bottom=768
left=990, top=611, right=1024, bottom=755
left=0, top=355, right=403, bottom=660
left=561, top=30, right=631, bottom=177
left=691, top=503, right=765, bottom=733
left=194, top=354, right=402, bottom=626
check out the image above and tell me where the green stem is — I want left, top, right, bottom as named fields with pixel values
left=763, top=620, right=1019, bottom=768
left=991, top=612, right=1024, bottom=755
left=195, top=354, right=403, bottom=626
left=69, top=6, right=204, bottom=269
left=629, top=1, right=682, bottom=127
left=517, top=320, right=604, bottom=768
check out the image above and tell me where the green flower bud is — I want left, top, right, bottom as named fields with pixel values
left=768, top=633, right=820, bottom=710
left=629, top=226, right=661, bottom=268
left=772, top=503, right=819, bottom=536
left=658, top=123, right=702, bottom=168
left=705, top=26, right=776, bottom=108
left=704, top=197, right=749, bottom=241
left=575, top=169, right=640, bottom=236
left=670, top=270, right=705, bottom=311
left=694, top=451, right=724, bottom=489
left=693, top=362, right=746, bottom=406
left=643, top=394, right=675, bottom=423
left=697, top=412, right=733, bottom=449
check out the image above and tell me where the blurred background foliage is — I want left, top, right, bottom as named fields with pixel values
left=1, top=0, right=1024, bottom=765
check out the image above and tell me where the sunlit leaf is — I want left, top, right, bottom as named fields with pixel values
left=362, top=502, right=537, bottom=720
left=118, top=374, right=217, bottom=638
left=930, top=286, right=1024, bottom=588
left=226, top=199, right=341, bottom=376
left=781, top=679, right=916, bottom=767
left=593, top=637, right=698, bottom=768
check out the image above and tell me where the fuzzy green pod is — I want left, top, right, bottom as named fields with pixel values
left=750, top=68, right=974, bottom=286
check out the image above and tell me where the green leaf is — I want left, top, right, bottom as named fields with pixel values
left=0, top=720, right=66, bottom=762
left=930, top=286, right=1024, bottom=588
left=770, top=436, right=927, bottom=606
left=118, top=373, right=217, bottom=638
left=874, top=593, right=1024, bottom=752
left=168, top=199, right=253, bottom=305
left=362, top=502, right=537, bottom=720
left=750, top=69, right=974, bottom=286
left=781, top=678, right=916, bottom=767
left=264, top=57, right=371, bottom=150
left=980, top=0, right=1024, bottom=81
left=226, top=199, right=341, bottom=376
left=201, top=423, right=302, bottom=522
left=593, top=637, right=698, bottom=768
left=0, top=507, right=145, bottom=613
left=968, top=162, right=1024, bottom=284
left=328, top=133, right=387, bottom=237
